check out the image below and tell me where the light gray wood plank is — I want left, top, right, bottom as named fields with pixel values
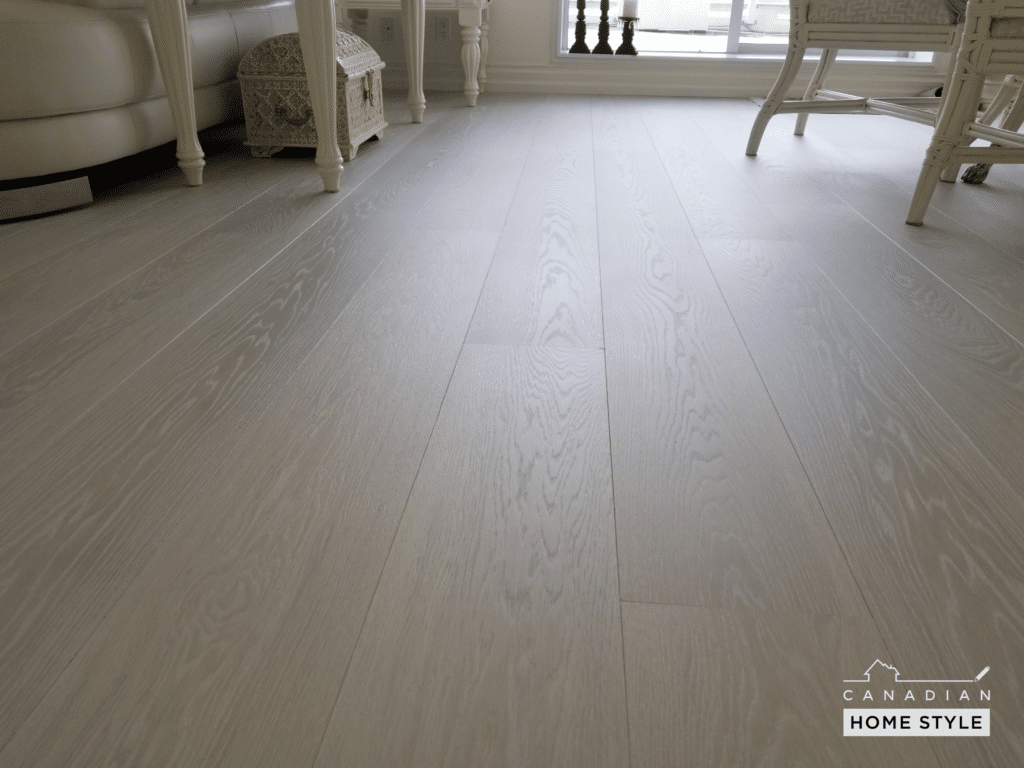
left=314, top=344, right=628, bottom=768
left=411, top=92, right=545, bottom=233
left=466, top=97, right=604, bottom=348
left=0, top=108, right=431, bottom=478
left=0, top=227, right=499, bottom=768
left=0, top=97, right=514, bottom=752
left=593, top=105, right=864, bottom=616
left=0, top=161, right=203, bottom=281
left=0, top=98, right=411, bottom=280
left=0, top=153, right=283, bottom=347
left=621, top=602, right=943, bottom=768
left=636, top=109, right=789, bottom=242
left=696, top=237, right=1024, bottom=767
left=0, top=102, right=430, bottom=355
left=691, top=113, right=1024, bottom=345
left=688, top=116, right=1024, bottom=505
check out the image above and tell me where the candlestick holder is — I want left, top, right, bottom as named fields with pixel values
left=569, top=0, right=590, bottom=54
left=616, top=16, right=638, bottom=55
left=592, top=0, right=614, bottom=54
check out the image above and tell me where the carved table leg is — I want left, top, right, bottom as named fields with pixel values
left=295, top=0, right=344, bottom=191
left=459, top=4, right=482, bottom=107
left=401, top=0, right=426, bottom=122
left=478, top=7, right=489, bottom=94
left=146, top=0, right=205, bottom=185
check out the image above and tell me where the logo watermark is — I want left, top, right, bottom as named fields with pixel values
left=842, top=660, right=991, bottom=737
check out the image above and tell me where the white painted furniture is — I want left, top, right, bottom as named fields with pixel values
left=745, top=0, right=963, bottom=156
left=907, top=0, right=1024, bottom=223
left=341, top=0, right=492, bottom=108
left=0, top=0, right=296, bottom=215
left=960, top=74, right=1024, bottom=182
left=147, top=0, right=490, bottom=192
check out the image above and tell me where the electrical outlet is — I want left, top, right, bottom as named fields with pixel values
left=435, top=14, right=452, bottom=43
left=380, top=16, right=396, bottom=46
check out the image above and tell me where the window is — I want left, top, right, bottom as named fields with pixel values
left=562, top=0, right=933, bottom=59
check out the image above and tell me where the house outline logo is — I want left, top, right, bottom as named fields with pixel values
left=843, top=659, right=990, bottom=685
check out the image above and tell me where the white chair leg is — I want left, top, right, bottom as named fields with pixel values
left=908, top=70, right=984, bottom=224
left=962, top=76, right=1024, bottom=183
left=794, top=48, right=837, bottom=136
left=746, top=43, right=806, bottom=156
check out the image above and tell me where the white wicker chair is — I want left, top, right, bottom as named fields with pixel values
left=907, top=0, right=1024, bottom=222
left=745, top=0, right=963, bottom=156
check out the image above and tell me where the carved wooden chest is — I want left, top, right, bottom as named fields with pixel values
left=238, top=30, right=386, bottom=161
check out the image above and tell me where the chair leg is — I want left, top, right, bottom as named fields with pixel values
left=962, top=76, right=1024, bottom=184
left=746, top=43, right=806, bottom=156
left=908, top=71, right=985, bottom=225
left=794, top=48, right=838, bottom=136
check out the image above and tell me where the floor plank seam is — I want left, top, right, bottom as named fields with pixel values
left=458, top=96, right=546, bottom=345
left=588, top=99, right=635, bottom=768
left=839, top=188, right=1024, bottom=351
left=0, top=104, right=467, bottom=485
left=686, top=116, right=1024, bottom=507
left=642, top=105, right=890, bottom=639
left=0, top=161, right=307, bottom=359
left=307, top=99, right=540, bottom=768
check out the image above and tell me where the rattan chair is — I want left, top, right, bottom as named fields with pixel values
left=746, top=0, right=963, bottom=157
left=960, top=74, right=1024, bottom=182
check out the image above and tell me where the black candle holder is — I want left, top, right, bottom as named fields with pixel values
left=616, top=16, right=638, bottom=55
left=569, top=0, right=590, bottom=54
left=592, top=0, right=614, bottom=54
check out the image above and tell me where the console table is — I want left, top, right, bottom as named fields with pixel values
left=144, top=0, right=490, bottom=192
left=344, top=0, right=491, bottom=109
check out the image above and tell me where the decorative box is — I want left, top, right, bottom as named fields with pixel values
left=238, top=30, right=386, bottom=161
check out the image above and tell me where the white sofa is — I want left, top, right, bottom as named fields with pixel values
left=0, top=0, right=298, bottom=213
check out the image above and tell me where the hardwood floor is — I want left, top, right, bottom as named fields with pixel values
left=1, top=92, right=1021, bottom=767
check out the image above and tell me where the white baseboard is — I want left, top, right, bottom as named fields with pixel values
left=474, top=58, right=946, bottom=98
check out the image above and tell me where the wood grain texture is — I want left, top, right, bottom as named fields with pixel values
left=4, top=94, right=1024, bottom=768
left=635, top=107, right=789, bottom=242
left=692, top=111, right=1024, bottom=346
left=696, top=237, right=1024, bottom=767
left=0, top=227, right=499, bottom=768
left=0, top=160, right=207, bottom=281
left=0, top=151, right=288, bottom=353
left=0, top=96, right=513, bottom=752
left=0, top=98, right=432, bottom=346
left=466, top=96, right=604, bottom=348
left=684, top=115, right=1024, bottom=507
left=411, top=92, right=545, bottom=234
left=314, top=344, right=628, bottom=768
left=0, top=109, right=429, bottom=478
left=621, top=602, right=944, bottom=768
left=593, top=105, right=864, bottom=616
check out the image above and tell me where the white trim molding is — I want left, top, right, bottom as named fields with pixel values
left=477, top=57, right=946, bottom=98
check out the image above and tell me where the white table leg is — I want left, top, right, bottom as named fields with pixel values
left=478, top=7, right=489, bottom=94
left=459, top=5, right=482, bottom=107
left=146, top=0, right=205, bottom=185
left=295, top=0, right=344, bottom=191
left=401, top=0, right=426, bottom=122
